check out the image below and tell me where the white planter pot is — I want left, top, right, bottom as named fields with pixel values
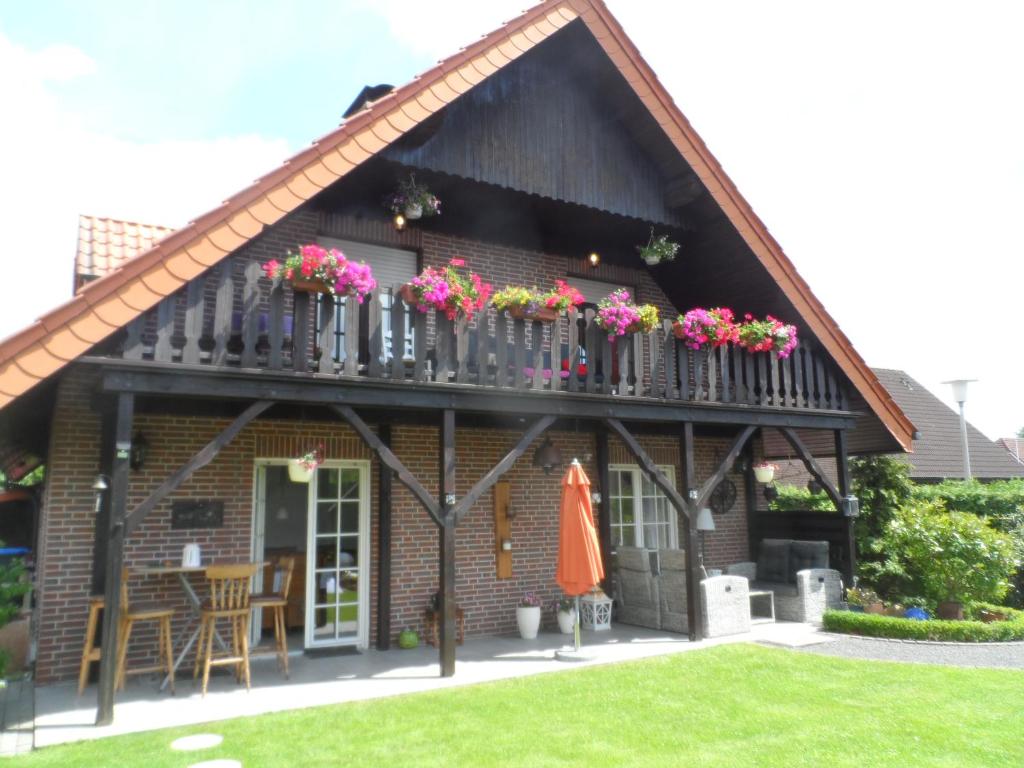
left=557, top=609, right=577, bottom=635
left=753, top=466, right=776, bottom=483
left=516, top=605, right=541, bottom=639
left=404, top=203, right=423, bottom=220
left=288, top=459, right=314, bottom=483
left=642, top=254, right=661, bottom=266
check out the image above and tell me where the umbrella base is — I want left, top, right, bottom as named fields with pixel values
left=554, top=649, right=592, bottom=662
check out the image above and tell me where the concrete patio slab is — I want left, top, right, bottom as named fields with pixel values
left=33, top=621, right=827, bottom=748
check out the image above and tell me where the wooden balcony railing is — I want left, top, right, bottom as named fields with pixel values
left=115, top=264, right=847, bottom=411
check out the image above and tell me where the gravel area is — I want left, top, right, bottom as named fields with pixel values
left=794, top=633, right=1024, bottom=669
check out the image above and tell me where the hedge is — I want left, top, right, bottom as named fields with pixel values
left=823, top=606, right=1024, bottom=642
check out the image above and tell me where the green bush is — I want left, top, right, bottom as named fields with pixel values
left=767, top=484, right=836, bottom=512
left=0, top=551, right=30, bottom=678
left=823, top=608, right=1024, bottom=642
left=849, top=456, right=914, bottom=591
left=912, top=479, right=1024, bottom=525
left=875, top=502, right=1018, bottom=606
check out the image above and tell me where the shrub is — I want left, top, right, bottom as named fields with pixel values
left=823, top=608, right=1024, bottom=642
left=767, top=484, right=836, bottom=513
left=876, top=502, right=1018, bottom=606
left=0, top=552, right=30, bottom=678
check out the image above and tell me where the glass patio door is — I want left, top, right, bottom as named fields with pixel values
left=306, top=462, right=370, bottom=648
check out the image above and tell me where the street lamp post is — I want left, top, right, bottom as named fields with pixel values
left=942, top=379, right=976, bottom=481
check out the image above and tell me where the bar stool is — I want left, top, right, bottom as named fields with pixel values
left=250, top=556, right=295, bottom=678
left=194, top=563, right=257, bottom=696
left=76, top=594, right=105, bottom=696
left=115, top=568, right=176, bottom=693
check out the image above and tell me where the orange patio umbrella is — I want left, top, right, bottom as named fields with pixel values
left=555, top=459, right=604, bottom=656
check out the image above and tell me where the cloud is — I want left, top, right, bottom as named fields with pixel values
left=0, top=32, right=291, bottom=342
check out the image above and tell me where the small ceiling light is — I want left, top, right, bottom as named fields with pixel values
left=532, top=438, right=563, bottom=475
left=587, top=251, right=600, bottom=268
left=393, top=212, right=407, bottom=231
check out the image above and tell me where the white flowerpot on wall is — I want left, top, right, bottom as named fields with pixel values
left=516, top=606, right=541, bottom=639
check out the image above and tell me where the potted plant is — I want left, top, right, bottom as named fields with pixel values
left=398, top=627, right=420, bottom=649
left=262, top=244, right=377, bottom=299
left=400, top=258, right=492, bottom=321
left=384, top=174, right=441, bottom=220
left=736, top=314, right=799, bottom=358
left=288, top=445, right=323, bottom=483
left=752, top=461, right=778, bottom=483
left=845, top=586, right=883, bottom=614
left=673, top=307, right=737, bottom=349
left=637, top=227, right=680, bottom=266
left=491, top=280, right=584, bottom=322
left=516, top=592, right=542, bottom=639
left=553, top=597, right=577, bottom=635
left=594, top=289, right=659, bottom=340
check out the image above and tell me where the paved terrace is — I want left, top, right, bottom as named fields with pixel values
left=32, top=622, right=826, bottom=748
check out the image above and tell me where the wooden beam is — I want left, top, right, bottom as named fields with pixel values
left=595, top=426, right=612, bottom=595
left=605, top=419, right=692, bottom=521
left=678, top=422, right=703, bottom=642
left=835, top=428, right=856, bottom=585
left=777, top=427, right=842, bottom=510
left=123, top=400, right=274, bottom=535
left=438, top=409, right=456, bottom=678
left=96, top=392, right=133, bottom=726
left=451, top=415, right=555, bottom=524
left=376, top=423, right=393, bottom=651
left=331, top=404, right=443, bottom=528
left=89, top=398, right=115, bottom=595
left=743, top=439, right=759, bottom=561
left=694, top=426, right=757, bottom=509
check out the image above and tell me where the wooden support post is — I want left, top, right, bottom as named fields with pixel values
left=90, top=399, right=115, bottom=596
left=377, top=423, right=393, bottom=651
left=777, top=428, right=842, bottom=510
left=834, top=429, right=856, bottom=585
left=595, top=427, right=612, bottom=595
left=743, top=439, right=759, bottom=561
left=438, top=409, right=457, bottom=678
left=96, top=392, right=133, bottom=726
left=679, top=422, right=703, bottom=642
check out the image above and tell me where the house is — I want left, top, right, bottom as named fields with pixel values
left=997, top=437, right=1024, bottom=467
left=0, top=0, right=914, bottom=723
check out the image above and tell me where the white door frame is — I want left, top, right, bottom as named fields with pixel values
left=305, top=460, right=371, bottom=649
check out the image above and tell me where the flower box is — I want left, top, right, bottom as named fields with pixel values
left=508, top=305, right=558, bottom=323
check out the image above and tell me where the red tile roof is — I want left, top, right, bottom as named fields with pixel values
left=74, top=215, right=175, bottom=292
left=0, top=0, right=915, bottom=452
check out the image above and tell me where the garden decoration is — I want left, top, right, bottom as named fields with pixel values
left=637, top=227, right=680, bottom=266
left=673, top=307, right=738, bottom=349
left=491, top=280, right=584, bottom=322
left=736, top=314, right=799, bottom=358
left=594, top=289, right=659, bottom=340
left=262, top=244, right=376, bottom=299
left=752, top=461, right=778, bottom=484
left=400, top=258, right=492, bottom=321
left=289, top=444, right=324, bottom=483
left=384, top=173, right=441, bottom=220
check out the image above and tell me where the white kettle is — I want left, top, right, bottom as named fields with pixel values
left=182, top=543, right=202, bottom=568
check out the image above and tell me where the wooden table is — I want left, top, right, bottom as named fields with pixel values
left=132, top=563, right=261, bottom=690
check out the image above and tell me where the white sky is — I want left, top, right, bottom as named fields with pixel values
left=0, top=0, right=1021, bottom=440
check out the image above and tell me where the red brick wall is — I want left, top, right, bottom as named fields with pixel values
left=36, top=365, right=747, bottom=682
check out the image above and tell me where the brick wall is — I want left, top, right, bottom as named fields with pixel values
left=36, top=367, right=747, bottom=682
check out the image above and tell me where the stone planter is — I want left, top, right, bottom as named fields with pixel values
left=516, top=605, right=541, bottom=639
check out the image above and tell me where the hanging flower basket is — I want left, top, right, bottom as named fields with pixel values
left=262, top=244, right=376, bottom=301
left=384, top=174, right=441, bottom=219
left=753, top=462, right=778, bottom=483
left=289, top=446, right=324, bottom=483
left=637, top=227, right=680, bottom=266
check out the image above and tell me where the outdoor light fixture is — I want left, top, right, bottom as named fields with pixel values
left=587, top=251, right=600, bottom=267
left=807, top=478, right=823, bottom=494
left=393, top=212, right=407, bottom=231
left=763, top=484, right=779, bottom=503
left=696, top=507, right=716, bottom=576
left=92, top=474, right=109, bottom=514
left=532, top=438, right=563, bottom=475
left=129, top=433, right=149, bottom=471
left=942, top=378, right=977, bottom=480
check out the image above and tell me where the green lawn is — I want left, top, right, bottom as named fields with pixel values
left=14, top=644, right=1023, bottom=767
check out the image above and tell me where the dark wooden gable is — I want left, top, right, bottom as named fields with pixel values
left=383, top=21, right=688, bottom=226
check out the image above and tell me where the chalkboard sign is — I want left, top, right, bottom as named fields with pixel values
left=171, top=500, right=224, bottom=529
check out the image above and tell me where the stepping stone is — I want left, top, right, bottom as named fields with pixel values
left=170, top=734, right=224, bottom=751
left=187, top=761, right=242, bottom=768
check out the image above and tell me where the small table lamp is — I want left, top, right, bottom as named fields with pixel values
left=696, top=507, right=716, bottom=578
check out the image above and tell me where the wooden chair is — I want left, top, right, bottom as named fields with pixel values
left=250, top=556, right=295, bottom=678
left=193, top=563, right=257, bottom=696
left=76, top=594, right=105, bottom=696
left=115, top=569, right=176, bottom=693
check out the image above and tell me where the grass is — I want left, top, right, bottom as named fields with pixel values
left=12, top=644, right=1024, bottom=767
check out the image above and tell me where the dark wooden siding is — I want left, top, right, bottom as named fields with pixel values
left=383, top=24, right=683, bottom=226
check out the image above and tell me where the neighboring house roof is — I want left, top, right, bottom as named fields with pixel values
left=997, top=438, right=1024, bottom=466
left=0, top=0, right=914, bottom=451
left=74, top=215, right=176, bottom=292
left=872, top=368, right=1024, bottom=480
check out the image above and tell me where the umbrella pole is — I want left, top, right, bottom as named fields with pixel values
left=574, top=595, right=581, bottom=652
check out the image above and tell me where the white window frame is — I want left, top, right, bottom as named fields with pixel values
left=608, top=464, right=679, bottom=550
